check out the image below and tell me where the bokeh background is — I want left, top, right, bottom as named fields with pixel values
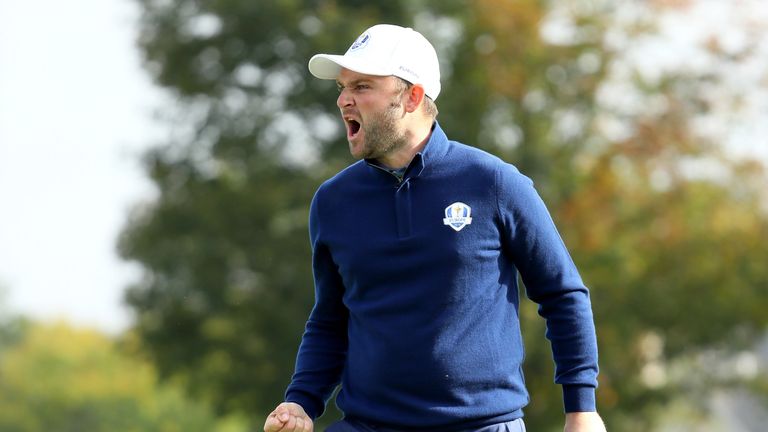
left=1, top=0, right=767, bottom=431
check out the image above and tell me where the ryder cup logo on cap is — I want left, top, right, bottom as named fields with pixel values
left=443, top=202, right=473, bottom=232
left=349, top=32, right=371, bottom=51
left=308, top=24, right=442, bottom=100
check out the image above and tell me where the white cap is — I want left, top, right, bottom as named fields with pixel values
left=308, top=24, right=441, bottom=100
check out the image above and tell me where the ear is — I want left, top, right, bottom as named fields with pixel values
left=403, top=84, right=425, bottom=114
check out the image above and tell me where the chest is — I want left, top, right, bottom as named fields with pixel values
left=321, top=175, right=503, bottom=284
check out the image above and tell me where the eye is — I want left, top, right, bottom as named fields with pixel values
left=354, top=84, right=370, bottom=91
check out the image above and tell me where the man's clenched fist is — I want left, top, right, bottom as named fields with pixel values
left=264, top=402, right=313, bottom=432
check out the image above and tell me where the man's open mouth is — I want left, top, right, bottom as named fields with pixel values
left=345, top=118, right=361, bottom=138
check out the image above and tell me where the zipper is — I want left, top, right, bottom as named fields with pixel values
left=367, top=162, right=412, bottom=237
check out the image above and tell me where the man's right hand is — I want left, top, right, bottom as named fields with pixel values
left=264, top=402, right=313, bottom=432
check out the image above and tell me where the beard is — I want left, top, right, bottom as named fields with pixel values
left=357, top=100, right=409, bottom=161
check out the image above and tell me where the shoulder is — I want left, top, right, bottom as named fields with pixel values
left=438, top=138, right=541, bottom=212
left=446, top=139, right=498, bottom=163
left=442, top=140, right=499, bottom=173
left=441, top=139, right=531, bottom=186
left=319, top=160, right=366, bottom=190
left=312, top=160, right=366, bottom=207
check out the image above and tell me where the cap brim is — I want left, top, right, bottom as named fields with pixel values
left=308, top=54, right=344, bottom=80
left=308, top=54, right=392, bottom=80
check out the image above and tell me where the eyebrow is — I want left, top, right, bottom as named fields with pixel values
left=336, top=78, right=375, bottom=89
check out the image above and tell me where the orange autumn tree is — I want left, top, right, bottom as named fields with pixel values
left=452, top=1, right=768, bottom=430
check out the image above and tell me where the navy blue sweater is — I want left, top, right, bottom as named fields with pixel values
left=285, top=122, right=598, bottom=430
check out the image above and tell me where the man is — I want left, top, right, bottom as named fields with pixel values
left=264, top=24, right=606, bottom=432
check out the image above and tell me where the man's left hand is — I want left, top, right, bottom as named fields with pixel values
left=564, top=412, right=606, bottom=432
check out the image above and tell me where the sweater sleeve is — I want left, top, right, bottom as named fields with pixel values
left=284, top=188, right=349, bottom=419
left=495, top=164, right=599, bottom=412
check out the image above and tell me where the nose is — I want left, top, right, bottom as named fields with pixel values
left=337, top=88, right=353, bottom=109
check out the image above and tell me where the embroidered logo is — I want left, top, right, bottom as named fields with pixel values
left=443, top=202, right=473, bottom=232
left=349, top=32, right=371, bottom=51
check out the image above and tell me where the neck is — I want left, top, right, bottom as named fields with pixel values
left=375, top=119, right=433, bottom=169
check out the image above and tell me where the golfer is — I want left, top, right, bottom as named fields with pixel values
left=264, top=24, right=606, bottom=432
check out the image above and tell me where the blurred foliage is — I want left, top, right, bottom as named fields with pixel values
left=0, top=321, right=247, bottom=432
left=119, top=0, right=768, bottom=431
left=0, top=290, right=28, bottom=356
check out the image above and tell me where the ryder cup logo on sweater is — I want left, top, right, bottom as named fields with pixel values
left=443, top=202, right=473, bottom=232
left=349, top=32, right=371, bottom=51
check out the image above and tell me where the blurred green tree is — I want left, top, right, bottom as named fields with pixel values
left=0, top=321, right=246, bottom=431
left=0, top=288, right=28, bottom=356
left=120, top=0, right=768, bottom=430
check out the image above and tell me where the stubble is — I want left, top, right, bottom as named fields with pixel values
left=358, top=99, right=409, bottom=161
